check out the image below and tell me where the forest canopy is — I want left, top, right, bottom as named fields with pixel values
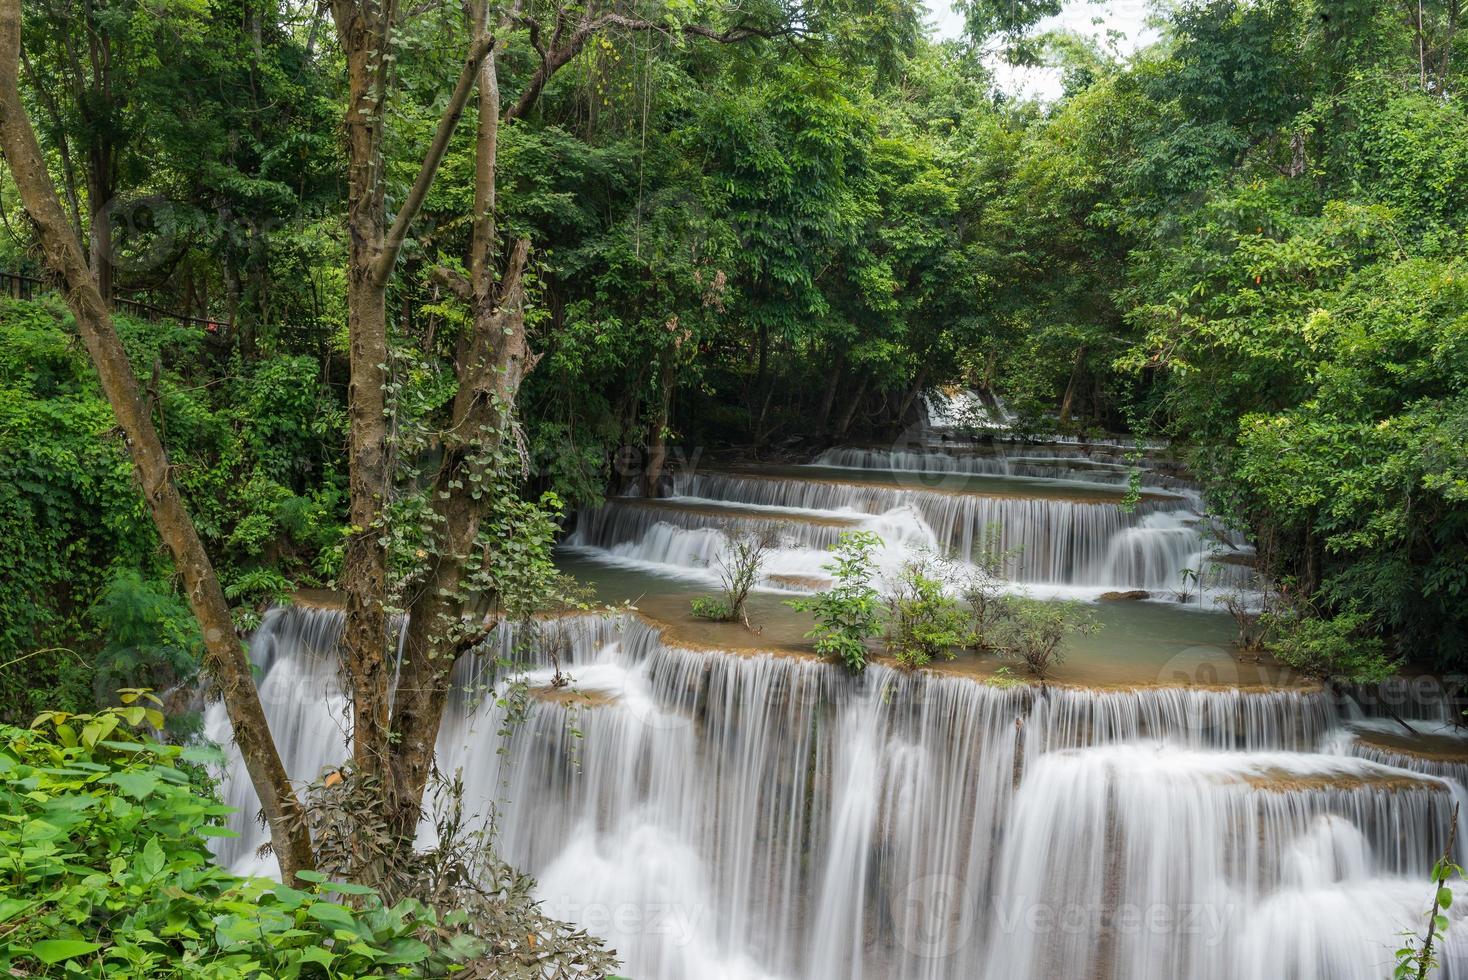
left=0, top=0, right=1464, bottom=721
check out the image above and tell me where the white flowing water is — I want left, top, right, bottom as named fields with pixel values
left=214, top=610, right=1468, bottom=979
left=568, top=449, right=1253, bottom=596
left=814, top=445, right=1144, bottom=487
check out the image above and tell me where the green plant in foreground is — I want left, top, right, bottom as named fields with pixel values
left=1395, top=808, right=1462, bottom=979
left=0, top=701, right=490, bottom=978
left=786, top=531, right=884, bottom=674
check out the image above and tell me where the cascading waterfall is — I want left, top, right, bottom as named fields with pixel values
left=814, top=445, right=1156, bottom=488
left=216, top=608, right=1467, bottom=979
left=1347, top=743, right=1468, bottom=790
left=571, top=468, right=1236, bottom=593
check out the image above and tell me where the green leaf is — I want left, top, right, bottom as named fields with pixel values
left=139, top=836, right=166, bottom=877
left=306, top=902, right=357, bottom=931
left=196, top=824, right=239, bottom=838
left=30, top=939, right=103, bottom=964
left=325, top=880, right=377, bottom=896
left=181, top=745, right=226, bottom=765
left=103, top=770, right=160, bottom=799
left=0, top=898, right=34, bottom=923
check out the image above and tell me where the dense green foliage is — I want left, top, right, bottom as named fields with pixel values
left=0, top=702, right=493, bottom=977
left=989, top=597, right=1097, bottom=683
left=884, top=558, right=973, bottom=669
left=0, top=0, right=1464, bottom=699
left=0, top=299, right=344, bottom=721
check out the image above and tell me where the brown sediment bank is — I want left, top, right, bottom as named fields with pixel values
left=1353, top=729, right=1468, bottom=764
left=1237, top=768, right=1442, bottom=794
left=529, top=684, right=619, bottom=708
left=765, top=573, right=832, bottom=590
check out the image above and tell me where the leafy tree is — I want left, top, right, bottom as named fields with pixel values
left=992, top=597, right=1098, bottom=685
left=786, top=530, right=884, bottom=673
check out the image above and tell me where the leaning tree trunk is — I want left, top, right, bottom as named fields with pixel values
left=0, top=0, right=315, bottom=881
left=835, top=376, right=869, bottom=439
left=896, top=362, right=930, bottom=424
left=1058, top=345, right=1087, bottom=426
left=815, top=357, right=843, bottom=435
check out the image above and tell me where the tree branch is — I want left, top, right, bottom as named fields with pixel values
left=371, top=31, right=495, bottom=286
left=428, top=263, right=471, bottom=301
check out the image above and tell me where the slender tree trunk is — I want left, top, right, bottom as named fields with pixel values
left=615, top=360, right=648, bottom=439
left=835, top=376, right=869, bottom=439
left=751, top=319, right=770, bottom=440
left=815, top=357, right=842, bottom=434
left=1059, top=345, right=1087, bottom=425
left=391, top=38, right=536, bottom=837
left=896, top=362, right=930, bottom=423
left=336, top=10, right=394, bottom=780
left=643, top=341, right=676, bottom=497
left=0, top=0, right=314, bottom=880
left=85, top=161, right=112, bottom=305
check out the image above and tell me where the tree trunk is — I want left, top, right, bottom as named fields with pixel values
left=815, top=358, right=842, bottom=434
left=85, top=161, right=113, bottom=305
left=643, top=341, right=676, bottom=497
left=335, top=8, right=394, bottom=781
left=835, top=376, right=869, bottom=439
left=1058, top=344, right=1087, bottom=425
left=326, top=7, right=495, bottom=797
left=389, top=39, right=536, bottom=838
left=0, top=0, right=314, bottom=881
left=896, top=362, right=930, bottom=423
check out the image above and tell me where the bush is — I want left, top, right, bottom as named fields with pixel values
left=690, top=595, right=734, bottom=621
left=1265, top=608, right=1397, bottom=683
left=690, top=525, right=774, bottom=628
left=786, top=531, right=884, bottom=673
left=884, top=559, right=974, bottom=669
left=991, top=598, right=1098, bottom=684
left=958, top=527, right=1020, bottom=650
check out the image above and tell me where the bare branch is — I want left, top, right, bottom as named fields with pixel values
left=429, top=263, right=472, bottom=301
